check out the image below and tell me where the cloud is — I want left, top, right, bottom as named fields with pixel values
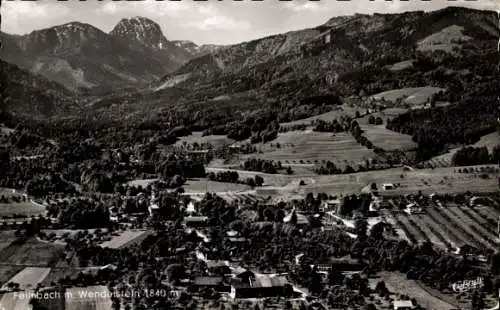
left=96, top=0, right=190, bottom=17
left=187, top=16, right=251, bottom=31
left=283, top=2, right=322, bottom=13
left=1, top=1, right=70, bottom=33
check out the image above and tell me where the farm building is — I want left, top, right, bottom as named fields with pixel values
left=193, top=277, right=230, bottom=293
left=229, top=273, right=291, bottom=299
left=322, top=199, right=341, bottom=213
left=205, top=260, right=231, bottom=276
left=392, top=300, right=415, bottom=310
left=148, top=203, right=160, bottom=217
left=183, top=216, right=209, bottom=227
left=382, top=183, right=395, bottom=191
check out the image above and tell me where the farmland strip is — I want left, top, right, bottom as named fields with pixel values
left=396, top=213, right=423, bottom=244
left=425, top=207, right=467, bottom=248
left=454, top=206, right=498, bottom=241
left=433, top=206, right=492, bottom=250
left=390, top=211, right=417, bottom=244
left=401, top=213, right=430, bottom=243
left=413, top=214, right=451, bottom=250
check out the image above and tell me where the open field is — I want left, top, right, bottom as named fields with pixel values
left=356, top=108, right=416, bottom=151
left=417, top=25, right=471, bottom=53
left=362, top=124, right=416, bottom=151
left=1, top=267, right=51, bottom=290
left=0, top=238, right=64, bottom=267
left=386, top=59, right=414, bottom=71
left=0, top=201, right=46, bottom=218
left=280, top=106, right=359, bottom=127
left=242, top=131, right=383, bottom=168
left=0, top=231, right=17, bottom=252
left=99, top=229, right=152, bottom=249
left=370, top=86, right=445, bottom=105
left=65, top=286, right=113, bottom=310
left=175, top=131, right=235, bottom=147
left=127, top=178, right=158, bottom=187
left=0, top=267, right=24, bottom=287
left=425, top=132, right=499, bottom=168
left=303, top=166, right=499, bottom=196
left=202, top=165, right=500, bottom=200
left=371, top=271, right=460, bottom=310
left=183, top=178, right=252, bottom=193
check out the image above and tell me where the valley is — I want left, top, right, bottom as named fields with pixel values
left=0, top=4, right=499, bottom=310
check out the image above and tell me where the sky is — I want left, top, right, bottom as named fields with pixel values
left=1, top=0, right=498, bottom=45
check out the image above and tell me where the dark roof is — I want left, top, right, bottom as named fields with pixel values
left=206, top=260, right=229, bottom=268
left=231, top=275, right=287, bottom=289
left=194, top=277, right=224, bottom=286
left=184, top=216, right=208, bottom=222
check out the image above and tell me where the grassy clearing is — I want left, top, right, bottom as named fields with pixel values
left=0, top=266, right=24, bottom=287
left=243, top=131, right=383, bottom=168
left=99, top=230, right=152, bottom=249
left=127, top=178, right=158, bottom=188
left=0, top=231, right=17, bottom=252
left=175, top=131, right=235, bottom=147
left=372, top=271, right=460, bottom=310
left=417, top=25, right=471, bottom=53
left=361, top=124, right=417, bottom=151
left=386, top=59, right=414, bottom=71
left=300, top=166, right=498, bottom=196
left=280, top=106, right=359, bottom=127
left=0, top=238, right=64, bottom=267
left=1, top=267, right=51, bottom=290
left=426, top=132, right=499, bottom=168
left=370, top=87, right=445, bottom=105
left=183, top=178, right=252, bottom=193
left=0, top=201, right=46, bottom=218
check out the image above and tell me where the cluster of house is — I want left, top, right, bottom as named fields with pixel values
left=189, top=266, right=295, bottom=300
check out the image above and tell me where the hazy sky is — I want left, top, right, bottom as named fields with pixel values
left=1, top=0, right=498, bottom=45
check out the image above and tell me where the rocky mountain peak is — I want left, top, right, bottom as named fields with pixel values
left=110, top=16, right=169, bottom=50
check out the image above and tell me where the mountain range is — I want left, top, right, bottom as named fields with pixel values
left=0, top=6, right=498, bottom=119
left=0, top=17, right=221, bottom=91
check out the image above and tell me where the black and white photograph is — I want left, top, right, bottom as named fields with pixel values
left=0, top=0, right=499, bottom=309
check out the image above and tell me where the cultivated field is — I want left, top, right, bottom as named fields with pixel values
left=65, top=286, right=113, bottom=310
left=99, top=229, right=152, bottom=249
left=385, top=202, right=500, bottom=252
left=370, top=87, right=445, bottom=105
left=243, top=131, right=383, bottom=168
left=1, top=267, right=51, bottom=290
